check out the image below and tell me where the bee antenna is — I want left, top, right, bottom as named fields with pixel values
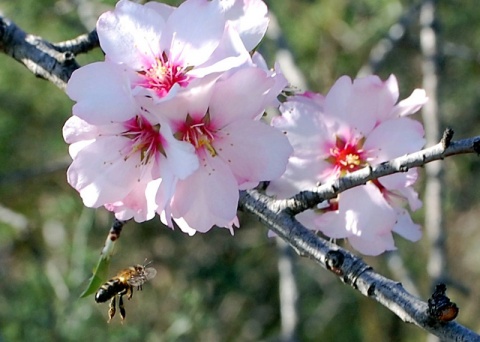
left=143, top=258, right=153, bottom=267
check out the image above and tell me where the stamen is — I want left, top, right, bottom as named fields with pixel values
left=137, top=53, right=192, bottom=98
left=121, top=116, right=165, bottom=165
left=328, top=137, right=366, bottom=173
left=179, top=116, right=217, bottom=157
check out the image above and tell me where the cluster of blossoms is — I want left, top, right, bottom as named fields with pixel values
left=64, top=0, right=428, bottom=255
left=268, top=75, right=428, bottom=255
left=64, top=0, right=293, bottom=234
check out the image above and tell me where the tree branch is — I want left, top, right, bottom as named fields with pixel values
left=0, top=15, right=99, bottom=90
left=239, top=189, right=480, bottom=341
left=52, top=29, right=99, bottom=55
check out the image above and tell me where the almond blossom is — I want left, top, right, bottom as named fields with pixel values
left=152, top=66, right=293, bottom=234
left=96, top=0, right=252, bottom=102
left=64, top=62, right=199, bottom=222
left=268, top=75, right=427, bottom=255
left=63, top=0, right=293, bottom=230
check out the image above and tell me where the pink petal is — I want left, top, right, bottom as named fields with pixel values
left=174, top=215, right=238, bottom=235
left=391, top=89, right=428, bottom=117
left=171, top=153, right=239, bottom=232
left=340, top=184, right=396, bottom=238
left=290, top=91, right=325, bottom=109
left=162, top=0, right=225, bottom=66
left=144, top=1, right=175, bottom=21
left=268, top=96, right=333, bottom=197
left=67, top=136, right=144, bottom=207
left=392, top=208, right=422, bottom=242
left=348, top=232, right=396, bottom=256
left=67, top=62, right=138, bottom=125
left=144, top=75, right=218, bottom=125
left=378, top=168, right=419, bottom=190
left=97, top=0, right=164, bottom=68
left=364, top=117, right=425, bottom=163
left=314, top=211, right=349, bottom=239
left=106, top=178, right=161, bottom=222
left=264, top=62, right=289, bottom=109
left=315, top=185, right=397, bottom=243
left=154, top=166, right=177, bottom=217
left=63, top=116, right=99, bottom=144
left=159, top=123, right=200, bottom=180
left=63, top=116, right=128, bottom=160
left=395, top=186, right=423, bottom=211
left=68, top=140, right=94, bottom=160
left=324, top=76, right=352, bottom=124
left=209, top=67, right=274, bottom=125
left=220, top=0, right=269, bottom=51
left=214, top=119, right=293, bottom=187
left=172, top=217, right=199, bottom=236
left=273, top=100, right=331, bottom=159
left=250, top=56, right=288, bottom=111
left=325, top=76, right=384, bottom=137
left=365, top=74, right=399, bottom=122
left=266, top=156, right=327, bottom=198
left=188, top=24, right=251, bottom=77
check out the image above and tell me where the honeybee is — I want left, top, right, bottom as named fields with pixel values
left=95, top=260, right=157, bottom=322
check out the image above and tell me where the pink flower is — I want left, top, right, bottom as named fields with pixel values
left=64, top=72, right=199, bottom=222
left=268, top=75, right=427, bottom=255
left=96, top=0, right=251, bottom=101
left=153, top=66, right=293, bottom=234
left=64, top=0, right=291, bottom=232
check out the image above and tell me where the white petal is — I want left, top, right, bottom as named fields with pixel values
left=67, top=62, right=138, bottom=125
left=97, top=0, right=164, bottom=69
left=391, top=89, right=428, bottom=117
left=162, top=0, right=225, bottom=66
left=67, top=136, right=144, bottom=207
left=348, top=232, right=396, bottom=256
left=364, top=117, right=425, bottom=163
left=214, top=119, right=293, bottom=187
left=392, top=208, right=422, bottom=242
left=209, top=67, right=274, bottom=124
left=171, top=153, right=238, bottom=232
left=160, top=123, right=199, bottom=180
left=220, top=0, right=269, bottom=51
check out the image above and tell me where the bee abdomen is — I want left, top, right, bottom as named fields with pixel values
left=95, top=279, right=125, bottom=303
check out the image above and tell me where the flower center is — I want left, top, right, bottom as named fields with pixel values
left=121, top=115, right=165, bottom=164
left=178, top=114, right=217, bottom=157
left=138, top=52, right=192, bottom=98
left=327, top=137, right=366, bottom=174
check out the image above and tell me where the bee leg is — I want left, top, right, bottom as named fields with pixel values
left=108, top=296, right=116, bottom=323
left=127, top=286, right=133, bottom=300
left=119, top=294, right=126, bottom=322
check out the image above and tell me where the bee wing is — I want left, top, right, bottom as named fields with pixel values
left=127, top=274, right=148, bottom=286
left=144, top=267, right=157, bottom=280
left=126, top=267, right=157, bottom=286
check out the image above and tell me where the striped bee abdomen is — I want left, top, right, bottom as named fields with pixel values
left=95, top=279, right=128, bottom=303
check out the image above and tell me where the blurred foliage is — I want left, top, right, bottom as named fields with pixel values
left=1, top=0, right=480, bottom=341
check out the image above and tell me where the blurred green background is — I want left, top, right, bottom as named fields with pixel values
left=1, top=0, right=480, bottom=341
